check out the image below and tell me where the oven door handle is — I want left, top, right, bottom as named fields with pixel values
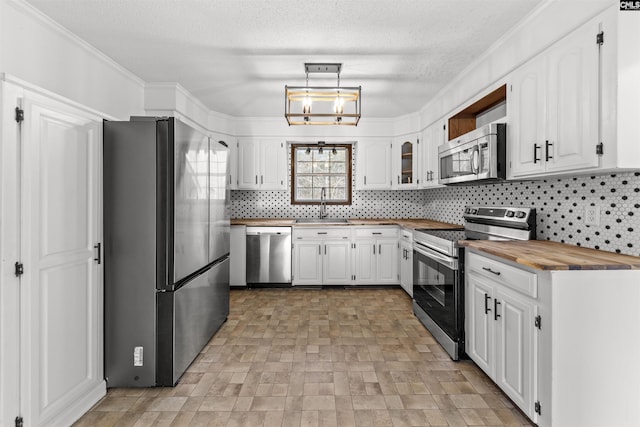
left=413, top=244, right=458, bottom=270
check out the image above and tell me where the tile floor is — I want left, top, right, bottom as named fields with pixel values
left=75, top=288, right=533, bottom=426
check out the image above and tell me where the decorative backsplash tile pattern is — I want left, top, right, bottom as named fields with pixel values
left=232, top=171, right=640, bottom=257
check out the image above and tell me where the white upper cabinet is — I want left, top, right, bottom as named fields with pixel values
left=226, top=136, right=238, bottom=189
left=355, top=140, right=392, bottom=190
left=392, top=135, right=419, bottom=189
left=237, top=139, right=287, bottom=190
left=509, top=13, right=602, bottom=178
left=421, top=122, right=445, bottom=188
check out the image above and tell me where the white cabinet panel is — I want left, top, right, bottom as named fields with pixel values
left=356, top=140, right=392, bottom=190
left=293, top=240, right=323, bottom=285
left=237, top=139, right=286, bottom=190
left=353, top=240, right=376, bottom=284
left=377, top=239, right=398, bottom=284
left=230, top=225, right=246, bottom=286
left=323, top=241, right=352, bottom=285
left=509, top=16, right=601, bottom=178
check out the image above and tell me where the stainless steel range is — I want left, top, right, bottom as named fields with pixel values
left=412, top=206, right=536, bottom=360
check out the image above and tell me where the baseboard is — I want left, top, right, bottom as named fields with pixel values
left=48, top=380, right=106, bottom=426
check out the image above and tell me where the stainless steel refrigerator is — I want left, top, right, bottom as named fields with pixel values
left=104, top=117, right=230, bottom=387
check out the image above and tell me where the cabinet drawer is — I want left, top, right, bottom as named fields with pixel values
left=399, top=227, right=413, bottom=242
left=353, top=227, right=398, bottom=238
left=466, top=252, right=537, bottom=298
left=294, top=228, right=351, bottom=240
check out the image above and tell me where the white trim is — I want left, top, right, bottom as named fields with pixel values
left=45, top=381, right=106, bottom=427
left=5, top=0, right=145, bottom=88
left=1, top=74, right=118, bottom=121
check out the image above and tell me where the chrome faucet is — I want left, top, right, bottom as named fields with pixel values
left=319, top=187, right=328, bottom=219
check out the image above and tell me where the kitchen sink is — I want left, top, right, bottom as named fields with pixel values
left=294, top=218, right=349, bottom=224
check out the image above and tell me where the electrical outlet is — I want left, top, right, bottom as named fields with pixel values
left=585, top=205, right=600, bottom=226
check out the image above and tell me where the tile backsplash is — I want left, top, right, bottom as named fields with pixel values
left=231, top=171, right=640, bottom=256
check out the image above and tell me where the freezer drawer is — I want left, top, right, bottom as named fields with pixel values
left=157, top=257, right=230, bottom=386
left=246, top=227, right=292, bottom=284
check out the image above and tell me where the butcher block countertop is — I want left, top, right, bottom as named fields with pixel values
left=460, top=240, right=640, bottom=271
left=230, top=218, right=463, bottom=230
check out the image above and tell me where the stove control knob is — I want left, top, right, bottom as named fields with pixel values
left=506, top=210, right=515, bottom=218
left=516, top=211, right=527, bottom=219
left=471, top=208, right=478, bottom=214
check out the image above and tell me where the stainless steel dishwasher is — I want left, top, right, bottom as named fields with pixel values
left=246, top=227, right=292, bottom=285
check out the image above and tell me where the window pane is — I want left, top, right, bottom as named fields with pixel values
left=330, top=162, right=346, bottom=173
left=330, top=176, right=345, bottom=188
left=297, top=188, right=313, bottom=200
left=330, top=188, right=346, bottom=200
left=296, top=148, right=313, bottom=161
left=313, top=161, right=329, bottom=173
left=313, top=175, right=330, bottom=188
left=297, top=161, right=313, bottom=173
left=314, top=150, right=329, bottom=162
left=312, top=188, right=325, bottom=200
left=296, top=176, right=313, bottom=188
left=330, top=149, right=346, bottom=162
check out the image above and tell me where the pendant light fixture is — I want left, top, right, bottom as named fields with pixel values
left=285, top=63, right=361, bottom=126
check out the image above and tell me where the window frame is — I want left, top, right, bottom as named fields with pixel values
left=290, top=143, right=352, bottom=205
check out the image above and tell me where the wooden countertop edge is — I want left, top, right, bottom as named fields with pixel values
left=231, top=218, right=463, bottom=229
left=460, top=240, right=640, bottom=271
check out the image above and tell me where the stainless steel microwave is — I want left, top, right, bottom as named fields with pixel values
left=438, top=123, right=506, bottom=185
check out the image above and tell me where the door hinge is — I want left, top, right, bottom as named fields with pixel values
left=15, top=416, right=24, bottom=427
left=14, top=262, right=24, bottom=277
left=535, top=401, right=541, bottom=415
left=15, top=107, right=24, bottom=123
left=596, top=142, right=604, bottom=156
left=596, top=31, right=604, bottom=46
left=534, top=315, right=541, bottom=329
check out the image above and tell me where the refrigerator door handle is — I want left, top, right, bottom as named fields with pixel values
left=94, top=242, right=101, bottom=264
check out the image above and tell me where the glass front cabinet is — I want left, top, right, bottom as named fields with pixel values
left=393, top=135, right=419, bottom=189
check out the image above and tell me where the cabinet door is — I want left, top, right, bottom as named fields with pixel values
left=323, top=241, right=352, bottom=285
left=293, top=241, right=323, bottom=285
left=509, top=56, right=546, bottom=178
left=230, top=226, right=246, bottom=286
left=227, top=138, right=238, bottom=189
left=399, top=242, right=413, bottom=296
left=545, top=20, right=600, bottom=174
left=260, top=140, right=287, bottom=190
left=393, top=137, right=418, bottom=189
left=353, top=240, right=376, bottom=284
left=466, top=272, right=494, bottom=376
left=495, top=288, right=534, bottom=417
left=357, top=140, right=391, bottom=189
left=421, top=125, right=441, bottom=188
left=237, top=139, right=260, bottom=189
left=377, top=239, right=399, bottom=284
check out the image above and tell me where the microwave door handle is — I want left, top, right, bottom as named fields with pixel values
left=471, top=146, right=480, bottom=174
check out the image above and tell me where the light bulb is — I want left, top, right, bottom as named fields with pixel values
left=303, top=95, right=312, bottom=114
left=334, top=96, right=344, bottom=115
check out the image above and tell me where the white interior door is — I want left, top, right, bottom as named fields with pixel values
left=20, top=93, right=104, bottom=426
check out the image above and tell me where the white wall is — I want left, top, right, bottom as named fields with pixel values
left=0, top=0, right=145, bottom=119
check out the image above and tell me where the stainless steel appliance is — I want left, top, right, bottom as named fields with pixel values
left=438, top=123, right=506, bottom=185
left=246, top=227, right=292, bottom=285
left=104, top=117, right=230, bottom=387
left=413, top=206, right=536, bottom=360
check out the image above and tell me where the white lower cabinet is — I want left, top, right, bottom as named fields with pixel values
left=292, top=228, right=351, bottom=285
left=466, top=252, right=537, bottom=420
left=465, top=249, right=640, bottom=427
left=399, top=230, right=413, bottom=296
left=353, top=227, right=398, bottom=285
left=230, top=225, right=246, bottom=286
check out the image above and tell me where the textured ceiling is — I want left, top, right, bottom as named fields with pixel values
left=25, top=0, right=542, bottom=118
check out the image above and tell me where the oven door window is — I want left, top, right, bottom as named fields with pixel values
left=413, top=248, right=460, bottom=339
